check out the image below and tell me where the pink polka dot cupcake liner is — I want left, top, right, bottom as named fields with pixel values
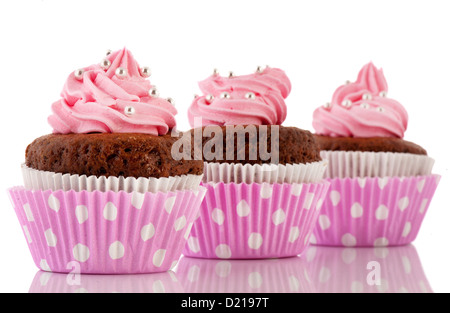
left=176, top=255, right=314, bottom=293
left=311, top=174, right=440, bottom=247
left=8, top=186, right=206, bottom=274
left=183, top=181, right=330, bottom=259
left=304, top=245, right=432, bottom=293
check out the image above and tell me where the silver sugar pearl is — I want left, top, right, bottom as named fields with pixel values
left=220, top=92, right=231, bottom=99
left=361, top=103, right=370, bottom=109
left=166, top=97, right=175, bottom=105
left=194, top=94, right=199, bottom=99
left=100, top=59, right=111, bottom=70
left=323, top=102, right=332, bottom=109
left=245, top=92, right=256, bottom=100
left=205, top=94, right=214, bottom=103
left=341, top=99, right=352, bottom=108
left=213, top=68, right=219, bottom=76
left=115, top=67, right=127, bottom=78
left=124, top=106, right=136, bottom=116
left=256, top=65, right=265, bottom=74
left=228, top=71, right=234, bottom=78
left=140, top=67, right=151, bottom=78
left=106, top=49, right=112, bottom=56
left=362, top=93, right=373, bottom=101
left=149, top=87, right=159, bottom=97
left=379, top=91, right=388, bottom=97
left=377, top=107, right=385, bottom=112
left=345, top=80, right=352, bottom=85
left=74, top=69, right=84, bottom=80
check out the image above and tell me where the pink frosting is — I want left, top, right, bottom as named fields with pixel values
left=188, top=67, right=291, bottom=127
left=48, top=48, right=177, bottom=135
left=312, top=62, right=408, bottom=138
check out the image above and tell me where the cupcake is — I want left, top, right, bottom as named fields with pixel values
left=8, top=48, right=206, bottom=274
left=310, top=62, right=440, bottom=247
left=182, top=66, right=330, bottom=259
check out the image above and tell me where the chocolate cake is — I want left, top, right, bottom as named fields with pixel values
left=314, top=135, right=427, bottom=155
left=189, top=125, right=322, bottom=165
left=26, top=133, right=203, bottom=178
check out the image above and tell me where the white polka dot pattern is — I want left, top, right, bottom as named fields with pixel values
left=44, top=229, right=57, bottom=247
left=318, top=215, right=331, bottom=230
left=341, top=234, right=357, bottom=247
left=141, top=223, right=156, bottom=241
left=183, top=181, right=330, bottom=259
left=7, top=186, right=206, bottom=274
left=174, top=216, right=187, bottom=231
left=272, top=209, right=286, bottom=226
left=236, top=200, right=250, bottom=217
left=288, top=227, right=300, bottom=243
left=215, top=244, right=232, bottom=259
left=248, top=233, right=263, bottom=249
left=73, top=244, right=90, bottom=263
left=23, top=203, right=34, bottom=222
left=153, top=249, right=167, bottom=267
left=312, top=175, right=440, bottom=247
left=48, top=195, right=60, bottom=212
left=260, top=184, right=273, bottom=199
left=211, top=208, right=225, bottom=225
left=103, top=202, right=118, bottom=221
left=109, top=241, right=125, bottom=260
left=351, top=203, right=363, bottom=218
left=75, top=205, right=88, bottom=224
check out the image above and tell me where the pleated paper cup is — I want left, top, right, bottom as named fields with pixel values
left=304, top=245, right=432, bottom=293
left=8, top=186, right=206, bottom=274
left=29, top=270, right=183, bottom=293
left=203, top=161, right=327, bottom=184
left=176, top=255, right=315, bottom=293
left=183, top=181, right=330, bottom=259
left=22, top=164, right=203, bottom=193
left=311, top=175, right=440, bottom=247
left=320, top=151, right=434, bottom=179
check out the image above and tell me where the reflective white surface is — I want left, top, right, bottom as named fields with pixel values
left=302, top=245, right=432, bottom=293
left=27, top=245, right=431, bottom=293
left=175, top=256, right=313, bottom=293
left=29, top=271, right=183, bottom=293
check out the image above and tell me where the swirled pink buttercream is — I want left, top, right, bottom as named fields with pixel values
left=48, top=48, right=177, bottom=135
left=313, top=62, right=408, bottom=138
left=188, top=67, right=291, bottom=126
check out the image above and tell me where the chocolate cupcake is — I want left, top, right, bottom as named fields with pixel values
left=186, top=67, right=326, bottom=184
left=182, top=67, right=330, bottom=259
left=313, top=62, right=433, bottom=178
left=9, top=48, right=206, bottom=274
left=310, top=62, right=440, bottom=247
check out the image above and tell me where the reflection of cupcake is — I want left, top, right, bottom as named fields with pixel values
left=8, top=48, right=206, bottom=274
left=176, top=256, right=314, bottom=293
left=183, top=67, right=330, bottom=259
left=311, top=62, right=440, bottom=247
left=305, top=245, right=432, bottom=293
left=29, top=270, right=183, bottom=293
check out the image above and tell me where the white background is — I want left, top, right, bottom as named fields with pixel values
left=0, top=0, right=449, bottom=293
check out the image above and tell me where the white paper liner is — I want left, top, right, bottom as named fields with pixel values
left=320, top=151, right=435, bottom=179
left=22, top=164, right=203, bottom=193
left=202, top=160, right=328, bottom=184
